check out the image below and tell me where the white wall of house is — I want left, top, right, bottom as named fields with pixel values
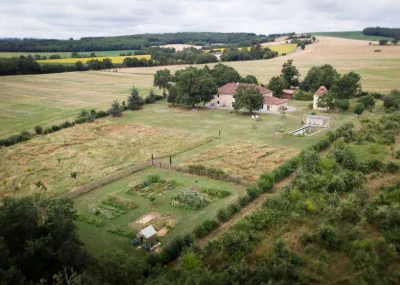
left=262, top=103, right=287, bottom=112
left=313, top=95, right=328, bottom=111
left=209, top=94, right=235, bottom=108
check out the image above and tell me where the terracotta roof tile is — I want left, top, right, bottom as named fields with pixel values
left=314, top=86, right=328, bottom=97
left=218, top=83, right=272, bottom=95
left=264, top=95, right=287, bottom=105
left=282, top=89, right=295, bottom=94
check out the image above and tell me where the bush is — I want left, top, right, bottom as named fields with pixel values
left=227, top=203, right=241, bottom=214
left=293, top=90, right=313, bottom=101
left=258, top=173, right=275, bottom=193
left=34, top=125, right=43, bottom=134
left=194, top=219, right=220, bottom=238
left=238, top=194, right=250, bottom=207
left=74, top=117, right=86, bottom=124
left=317, top=223, right=339, bottom=248
left=96, top=110, right=109, bottom=118
left=246, top=186, right=262, bottom=200
left=395, top=150, right=400, bottom=159
left=172, top=189, right=210, bottom=210
left=161, top=234, right=195, bottom=264
left=60, top=121, right=72, bottom=129
left=217, top=208, right=231, bottom=222
left=386, top=161, right=400, bottom=173
left=199, top=187, right=230, bottom=198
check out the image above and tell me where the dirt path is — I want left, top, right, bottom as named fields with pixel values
left=197, top=175, right=293, bottom=245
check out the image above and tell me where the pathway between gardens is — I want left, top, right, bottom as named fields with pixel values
left=197, top=175, right=294, bottom=246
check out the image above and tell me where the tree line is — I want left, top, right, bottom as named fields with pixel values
left=0, top=32, right=280, bottom=52
left=362, top=27, right=400, bottom=39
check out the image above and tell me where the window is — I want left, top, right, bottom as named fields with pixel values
left=217, top=94, right=219, bottom=97
left=217, top=100, right=220, bottom=104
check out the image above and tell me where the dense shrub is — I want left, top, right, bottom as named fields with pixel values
left=161, top=234, right=195, bottom=264
left=246, top=186, right=262, bottom=200
left=238, top=194, right=250, bottom=207
left=74, top=117, right=86, bottom=124
left=34, top=125, right=43, bottom=134
left=317, top=223, right=339, bottom=249
left=194, top=219, right=220, bottom=238
left=258, top=173, right=275, bottom=192
left=96, top=110, right=109, bottom=118
left=293, top=90, right=313, bottom=101
left=217, top=208, right=231, bottom=222
left=386, top=161, right=400, bottom=173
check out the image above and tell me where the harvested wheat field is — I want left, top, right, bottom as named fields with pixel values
left=0, top=71, right=153, bottom=137
left=121, top=36, right=400, bottom=93
left=0, top=121, right=213, bottom=198
left=183, top=140, right=299, bottom=180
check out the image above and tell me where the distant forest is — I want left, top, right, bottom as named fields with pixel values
left=362, top=27, right=400, bottom=38
left=0, top=32, right=293, bottom=52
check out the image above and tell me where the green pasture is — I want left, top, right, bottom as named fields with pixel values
left=311, top=31, right=393, bottom=41
left=74, top=167, right=246, bottom=256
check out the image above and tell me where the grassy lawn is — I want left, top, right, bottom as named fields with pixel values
left=310, top=31, right=393, bottom=41
left=74, top=167, right=246, bottom=256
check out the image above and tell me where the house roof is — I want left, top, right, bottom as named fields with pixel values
left=314, top=86, right=328, bottom=97
left=264, top=95, right=288, bottom=105
left=218, top=83, right=272, bottom=95
left=282, top=89, right=296, bottom=94
left=139, top=225, right=157, bottom=238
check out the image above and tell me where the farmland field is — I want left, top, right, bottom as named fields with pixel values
left=310, top=31, right=393, bottom=41
left=1, top=36, right=399, bottom=139
left=74, top=167, right=246, bottom=255
left=269, top=43, right=297, bottom=55
left=36, top=55, right=151, bottom=65
left=0, top=121, right=213, bottom=198
left=0, top=50, right=140, bottom=59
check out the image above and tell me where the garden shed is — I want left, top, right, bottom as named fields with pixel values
left=136, top=225, right=158, bottom=245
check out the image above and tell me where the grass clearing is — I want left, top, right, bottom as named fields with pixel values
left=310, top=31, right=393, bottom=41
left=0, top=121, right=213, bottom=198
left=73, top=167, right=246, bottom=256
left=183, top=140, right=299, bottom=180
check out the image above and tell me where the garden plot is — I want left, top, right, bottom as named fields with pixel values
left=183, top=140, right=298, bottom=181
left=88, top=195, right=137, bottom=219
left=130, top=212, right=176, bottom=233
left=0, top=121, right=212, bottom=198
left=126, top=174, right=177, bottom=199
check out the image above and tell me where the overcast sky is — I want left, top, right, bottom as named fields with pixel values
left=0, top=0, right=399, bottom=39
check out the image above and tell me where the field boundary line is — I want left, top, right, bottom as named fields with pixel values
left=64, top=161, right=151, bottom=198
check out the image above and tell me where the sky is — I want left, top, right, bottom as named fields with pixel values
left=0, top=0, right=399, bottom=39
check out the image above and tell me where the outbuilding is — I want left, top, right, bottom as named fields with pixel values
left=281, top=89, right=296, bottom=99
left=136, top=225, right=158, bottom=246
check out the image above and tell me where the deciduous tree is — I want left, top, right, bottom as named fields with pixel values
left=354, top=103, right=365, bottom=117
left=153, top=69, right=172, bottom=97
left=281, top=59, right=300, bottom=88
left=233, top=84, right=264, bottom=113
left=268, top=76, right=286, bottom=98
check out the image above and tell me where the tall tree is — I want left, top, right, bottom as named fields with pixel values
left=240, top=75, right=259, bottom=84
left=300, top=64, right=340, bottom=92
left=176, top=69, right=201, bottom=107
left=0, top=195, right=89, bottom=284
left=210, top=63, right=241, bottom=86
left=192, top=75, right=218, bottom=106
left=153, top=69, right=172, bottom=97
left=127, top=86, right=144, bottom=110
left=317, top=91, right=336, bottom=111
left=281, top=59, right=300, bottom=88
left=331, top=72, right=361, bottom=99
left=167, top=85, right=178, bottom=105
left=233, top=84, right=264, bottom=113
left=268, top=76, right=286, bottom=98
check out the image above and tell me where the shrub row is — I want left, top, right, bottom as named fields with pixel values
left=0, top=109, right=110, bottom=147
left=146, top=234, right=195, bottom=266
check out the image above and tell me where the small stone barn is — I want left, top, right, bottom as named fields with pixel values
left=281, top=89, right=296, bottom=99
left=313, top=86, right=328, bottom=110
left=303, top=114, right=333, bottom=127
left=136, top=225, right=158, bottom=246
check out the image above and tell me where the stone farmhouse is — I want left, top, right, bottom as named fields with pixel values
left=313, top=85, right=328, bottom=110
left=208, top=82, right=288, bottom=112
